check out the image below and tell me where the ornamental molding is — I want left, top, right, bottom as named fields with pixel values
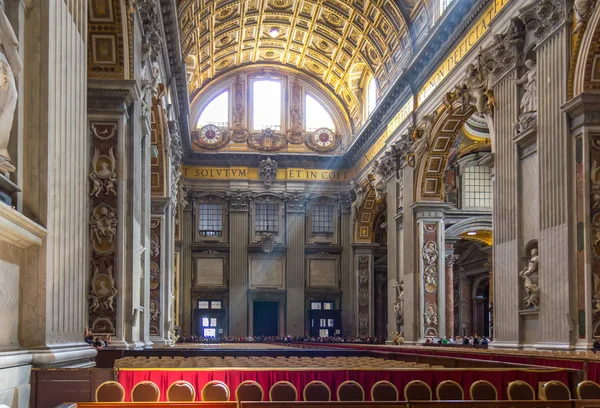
left=258, top=158, right=278, bottom=189
left=226, top=190, right=252, bottom=211
left=284, top=192, right=309, bottom=212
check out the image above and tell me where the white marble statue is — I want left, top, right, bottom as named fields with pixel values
left=0, top=2, right=23, bottom=173
left=461, top=63, right=491, bottom=115
left=519, top=248, right=539, bottom=309
left=514, top=60, right=538, bottom=131
left=350, top=179, right=365, bottom=222
left=574, top=0, right=594, bottom=33
left=371, top=160, right=386, bottom=200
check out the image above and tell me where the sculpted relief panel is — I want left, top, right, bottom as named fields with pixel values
left=89, top=122, right=119, bottom=335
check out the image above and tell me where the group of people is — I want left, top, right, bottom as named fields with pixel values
left=425, top=336, right=491, bottom=346
left=84, top=327, right=112, bottom=350
left=176, top=335, right=385, bottom=344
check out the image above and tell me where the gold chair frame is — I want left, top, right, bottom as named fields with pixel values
left=404, top=380, right=433, bottom=401
left=130, top=380, right=161, bottom=402
left=269, top=380, right=298, bottom=402
left=166, top=380, right=196, bottom=402
left=436, top=380, right=464, bottom=400
left=336, top=380, right=365, bottom=402
left=95, top=380, right=125, bottom=403
left=541, top=380, right=571, bottom=401
left=370, top=380, right=399, bottom=402
left=470, top=380, right=498, bottom=401
left=507, top=380, right=533, bottom=401
left=303, top=380, right=331, bottom=402
left=577, top=380, right=600, bottom=399
left=201, top=380, right=231, bottom=402
left=235, top=380, right=265, bottom=402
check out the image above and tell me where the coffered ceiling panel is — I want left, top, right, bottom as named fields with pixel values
left=178, top=0, right=414, bottom=121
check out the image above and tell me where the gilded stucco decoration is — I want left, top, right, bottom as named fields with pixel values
left=248, top=128, right=287, bottom=152
left=354, top=180, right=384, bottom=243
left=178, top=0, right=412, bottom=122
left=88, top=0, right=130, bottom=79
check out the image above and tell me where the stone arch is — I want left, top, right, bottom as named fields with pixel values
left=415, top=95, right=493, bottom=202
left=572, top=2, right=600, bottom=96
left=446, top=217, right=493, bottom=244
left=355, top=182, right=383, bottom=243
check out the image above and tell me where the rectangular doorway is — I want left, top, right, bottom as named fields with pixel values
left=253, top=301, right=278, bottom=336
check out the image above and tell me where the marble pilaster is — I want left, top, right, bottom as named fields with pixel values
left=353, top=246, right=376, bottom=337
left=340, top=195, right=355, bottom=336
left=400, top=165, right=418, bottom=343
left=228, top=194, right=250, bottom=336
left=285, top=196, right=306, bottom=336
left=386, top=176, right=398, bottom=340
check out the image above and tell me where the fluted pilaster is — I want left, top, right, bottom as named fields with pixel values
left=341, top=204, right=354, bottom=336
left=229, top=210, right=249, bottom=335
left=286, top=210, right=305, bottom=336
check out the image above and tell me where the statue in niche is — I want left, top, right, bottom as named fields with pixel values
left=371, top=160, right=386, bottom=200
left=0, top=2, right=23, bottom=173
left=349, top=179, right=365, bottom=222
left=574, top=0, right=594, bottom=33
left=519, top=248, right=539, bottom=310
left=458, top=62, right=492, bottom=115
left=514, top=59, right=538, bottom=132
left=394, top=280, right=404, bottom=326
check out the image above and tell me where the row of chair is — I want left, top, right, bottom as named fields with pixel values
left=96, top=378, right=600, bottom=403
left=114, top=356, right=435, bottom=369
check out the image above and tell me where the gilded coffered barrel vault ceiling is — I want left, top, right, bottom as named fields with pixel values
left=177, top=0, right=413, bottom=124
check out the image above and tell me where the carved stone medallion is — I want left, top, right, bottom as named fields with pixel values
left=90, top=204, right=118, bottom=254
left=260, top=233, right=275, bottom=253
left=259, top=157, right=278, bottom=189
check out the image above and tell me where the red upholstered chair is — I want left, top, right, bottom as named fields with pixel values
left=201, top=380, right=230, bottom=401
left=404, top=380, right=433, bottom=401
left=236, top=380, right=264, bottom=401
left=371, top=380, right=399, bottom=402
left=167, top=380, right=196, bottom=402
left=303, top=380, right=331, bottom=401
left=436, top=380, right=464, bottom=400
left=470, top=380, right=498, bottom=401
left=577, top=380, right=600, bottom=399
left=507, top=380, right=535, bottom=401
left=95, top=381, right=125, bottom=402
left=541, top=380, right=571, bottom=401
left=131, top=381, right=160, bottom=402
left=269, top=381, right=298, bottom=402
left=337, top=380, right=365, bottom=402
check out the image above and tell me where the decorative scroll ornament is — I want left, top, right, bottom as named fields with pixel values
left=514, top=59, right=538, bottom=133
left=422, top=241, right=439, bottom=266
left=574, top=0, right=595, bottom=33
left=306, top=128, right=341, bottom=152
left=137, top=0, right=164, bottom=63
left=90, top=204, right=118, bottom=254
left=226, top=190, right=252, bottom=211
left=259, top=157, right=278, bottom=189
left=284, top=191, right=308, bottom=212
left=424, top=302, right=438, bottom=337
left=90, top=148, right=117, bottom=197
left=522, top=0, right=566, bottom=41
left=260, top=233, right=275, bottom=253
left=248, top=128, right=287, bottom=151
left=89, top=266, right=118, bottom=313
left=519, top=247, right=540, bottom=310
left=193, top=124, right=230, bottom=150
left=479, top=17, right=526, bottom=80
left=91, top=123, right=117, bottom=140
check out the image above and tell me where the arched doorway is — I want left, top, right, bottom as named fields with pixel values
left=473, top=277, right=490, bottom=338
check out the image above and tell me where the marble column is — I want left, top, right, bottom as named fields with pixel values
left=340, top=194, right=355, bottom=336
left=445, top=252, right=458, bottom=338
left=228, top=193, right=250, bottom=336
left=459, top=274, right=473, bottom=336
left=412, top=204, right=448, bottom=340
left=285, top=196, right=306, bottom=336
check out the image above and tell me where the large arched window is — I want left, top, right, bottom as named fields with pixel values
left=253, top=80, right=282, bottom=131
left=366, top=76, right=377, bottom=116
left=439, top=0, right=454, bottom=16
left=197, top=91, right=229, bottom=127
left=305, top=94, right=335, bottom=131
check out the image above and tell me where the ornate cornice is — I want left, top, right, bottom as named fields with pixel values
left=562, top=93, right=600, bottom=130
left=226, top=190, right=252, bottom=212
left=87, top=79, right=141, bottom=114
left=284, top=192, right=309, bottom=213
